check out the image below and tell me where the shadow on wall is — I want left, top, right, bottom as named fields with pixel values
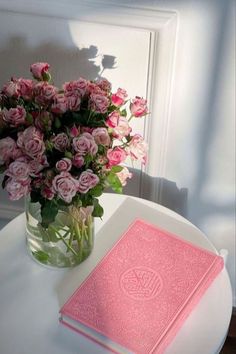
left=142, top=176, right=188, bottom=218
left=187, top=0, right=235, bottom=227
left=107, top=168, right=188, bottom=218
left=0, top=36, right=116, bottom=86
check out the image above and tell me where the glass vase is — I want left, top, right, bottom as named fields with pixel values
left=25, top=199, right=94, bottom=268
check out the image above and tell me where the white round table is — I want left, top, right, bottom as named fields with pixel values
left=0, top=194, right=232, bottom=354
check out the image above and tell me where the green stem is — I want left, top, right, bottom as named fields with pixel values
left=62, top=228, right=73, bottom=253
left=87, top=218, right=93, bottom=248
left=128, top=115, right=133, bottom=122
left=68, top=229, right=74, bottom=249
left=50, top=225, right=79, bottom=257
left=83, top=227, right=89, bottom=243
left=72, top=221, right=84, bottom=261
left=62, top=228, right=71, bottom=239
left=78, top=226, right=84, bottom=261
left=87, top=110, right=93, bottom=124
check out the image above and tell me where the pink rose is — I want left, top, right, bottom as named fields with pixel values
left=130, top=96, right=148, bottom=117
left=41, top=186, right=55, bottom=200
left=56, top=158, right=72, bottom=172
left=89, top=93, right=109, bottom=113
left=11, top=147, right=23, bottom=161
left=51, top=133, right=69, bottom=152
left=29, top=155, right=49, bottom=177
left=34, top=82, right=57, bottom=106
left=106, top=111, right=120, bottom=129
left=2, top=79, right=20, bottom=98
left=51, top=93, right=67, bottom=114
left=32, top=178, right=42, bottom=189
left=30, top=62, right=50, bottom=81
left=52, top=171, right=79, bottom=203
left=66, top=93, right=81, bottom=111
left=17, top=126, right=45, bottom=159
left=5, top=177, right=31, bottom=200
left=0, top=137, right=17, bottom=164
left=34, top=111, right=53, bottom=131
left=113, top=116, right=131, bottom=139
left=96, top=78, right=112, bottom=92
left=6, top=160, right=30, bottom=181
left=106, top=112, right=131, bottom=139
left=87, top=83, right=103, bottom=95
left=111, top=88, right=128, bottom=106
left=63, top=78, right=88, bottom=97
left=126, top=134, right=148, bottom=164
left=116, top=167, right=132, bottom=186
left=2, top=106, right=26, bottom=127
left=107, top=146, right=127, bottom=167
left=18, top=78, right=33, bottom=100
left=72, top=133, right=98, bottom=156
left=81, top=126, right=93, bottom=134
left=70, top=125, right=80, bottom=138
left=72, top=154, right=84, bottom=168
left=92, top=127, right=110, bottom=146
left=77, top=170, right=99, bottom=194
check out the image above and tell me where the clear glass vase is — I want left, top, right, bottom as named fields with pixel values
left=25, top=199, right=94, bottom=268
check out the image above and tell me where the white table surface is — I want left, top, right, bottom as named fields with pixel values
left=0, top=193, right=232, bottom=354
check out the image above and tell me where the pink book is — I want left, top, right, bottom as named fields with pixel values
left=59, top=219, right=224, bottom=354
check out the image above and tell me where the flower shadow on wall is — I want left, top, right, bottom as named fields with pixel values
left=0, top=36, right=116, bottom=88
left=112, top=168, right=188, bottom=218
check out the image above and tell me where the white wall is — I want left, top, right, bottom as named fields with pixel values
left=160, top=0, right=236, bottom=305
left=0, top=0, right=235, bottom=304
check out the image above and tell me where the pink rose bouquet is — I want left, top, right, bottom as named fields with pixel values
left=0, top=62, right=148, bottom=228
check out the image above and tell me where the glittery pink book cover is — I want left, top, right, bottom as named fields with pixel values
left=60, top=219, right=224, bottom=354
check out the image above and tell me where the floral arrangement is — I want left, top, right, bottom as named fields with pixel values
left=0, top=62, right=148, bottom=229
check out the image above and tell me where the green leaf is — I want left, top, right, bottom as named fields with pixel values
left=92, top=198, right=104, bottom=218
left=71, top=195, right=82, bottom=208
left=64, top=151, right=73, bottom=159
left=113, top=185, right=123, bottom=194
left=57, top=199, right=69, bottom=207
left=40, top=200, right=59, bottom=228
left=107, top=172, right=123, bottom=194
left=26, top=112, right=33, bottom=124
left=45, top=140, right=54, bottom=151
left=84, top=154, right=94, bottom=168
left=98, top=145, right=106, bottom=154
left=54, top=117, right=61, bottom=129
left=120, top=109, right=127, bottom=117
left=90, top=184, right=104, bottom=197
left=80, top=193, right=93, bottom=207
left=42, top=71, right=51, bottom=82
left=32, top=250, right=49, bottom=263
left=111, top=165, right=123, bottom=173
left=47, top=226, right=61, bottom=242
